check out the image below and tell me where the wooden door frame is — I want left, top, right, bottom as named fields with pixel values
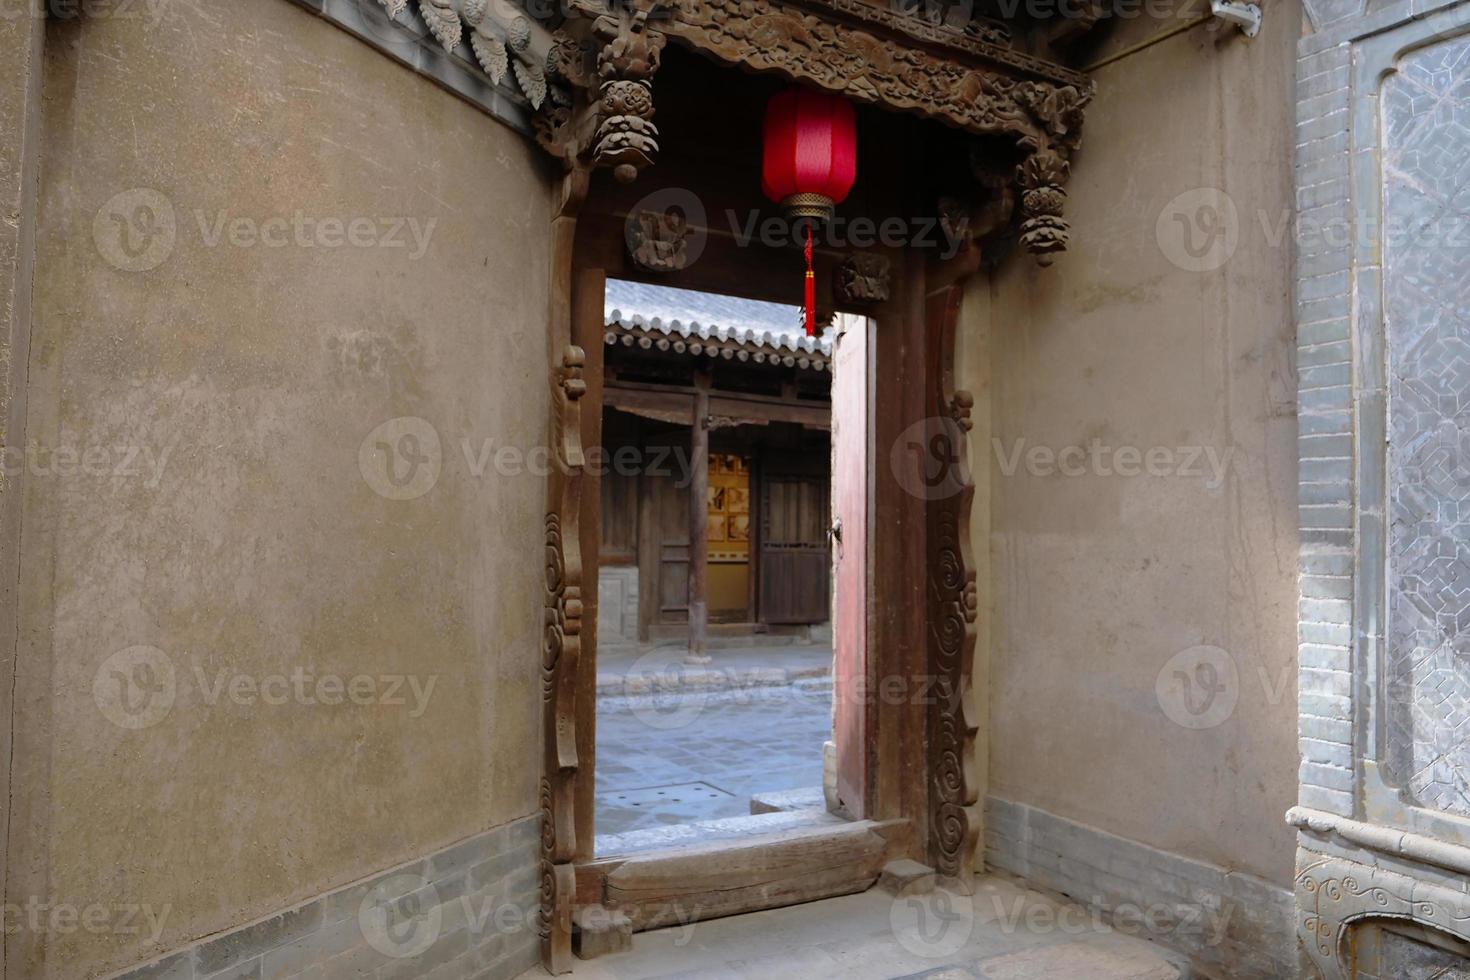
left=539, top=172, right=981, bottom=970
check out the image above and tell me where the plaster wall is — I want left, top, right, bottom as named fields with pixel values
left=8, top=1, right=552, bottom=976
left=0, top=12, right=45, bottom=980
left=967, top=0, right=1300, bottom=895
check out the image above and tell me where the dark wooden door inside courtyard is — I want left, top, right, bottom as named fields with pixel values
left=758, top=451, right=831, bottom=625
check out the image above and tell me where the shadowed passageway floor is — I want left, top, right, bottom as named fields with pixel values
left=518, top=877, right=1188, bottom=979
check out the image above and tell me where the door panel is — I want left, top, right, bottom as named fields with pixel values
left=656, top=468, right=691, bottom=623
left=758, top=470, right=831, bottom=625
left=831, top=313, right=870, bottom=818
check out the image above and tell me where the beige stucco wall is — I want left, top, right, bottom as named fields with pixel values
left=968, top=1, right=1300, bottom=886
left=0, top=12, right=45, bottom=980
left=9, top=2, right=552, bottom=976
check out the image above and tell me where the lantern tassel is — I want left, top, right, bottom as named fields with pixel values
left=803, top=224, right=816, bottom=337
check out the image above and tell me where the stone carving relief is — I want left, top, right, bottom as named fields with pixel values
left=1382, top=34, right=1470, bottom=817
left=1296, top=850, right=1470, bottom=979
left=834, top=252, right=891, bottom=304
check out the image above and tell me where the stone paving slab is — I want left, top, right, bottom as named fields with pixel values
left=516, top=876, right=1188, bottom=980
left=595, top=682, right=831, bottom=838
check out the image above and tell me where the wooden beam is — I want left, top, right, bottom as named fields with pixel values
left=604, top=386, right=693, bottom=423
left=708, top=395, right=829, bottom=430
left=687, top=373, right=711, bottom=665
left=605, top=381, right=831, bottom=430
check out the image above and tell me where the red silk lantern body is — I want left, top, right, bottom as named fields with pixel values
left=763, top=87, right=857, bottom=335
left=762, top=88, right=857, bottom=222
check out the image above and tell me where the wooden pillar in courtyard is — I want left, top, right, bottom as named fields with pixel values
left=687, top=372, right=711, bottom=664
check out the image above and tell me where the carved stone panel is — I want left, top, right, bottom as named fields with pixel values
left=1296, top=849, right=1470, bottom=979
left=1382, top=34, right=1470, bottom=817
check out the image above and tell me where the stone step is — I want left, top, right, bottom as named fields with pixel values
left=750, top=785, right=827, bottom=814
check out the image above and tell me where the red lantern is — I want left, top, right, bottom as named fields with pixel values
left=762, top=88, right=858, bottom=223
left=762, top=88, right=857, bottom=336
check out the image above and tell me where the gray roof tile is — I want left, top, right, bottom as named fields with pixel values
left=604, top=279, right=834, bottom=356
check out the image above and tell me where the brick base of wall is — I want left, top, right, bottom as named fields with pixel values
left=985, top=797, right=1297, bottom=979
left=113, top=815, right=541, bottom=980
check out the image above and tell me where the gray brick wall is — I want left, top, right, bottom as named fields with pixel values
left=1294, top=12, right=1356, bottom=822
left=1293, top=0, right=1470, bottom=823
left=1292, top=0, right=1470, bottom=972
left=985, top=797, right=1297, bottom=979
left=111, top=816, right=541, bottom=980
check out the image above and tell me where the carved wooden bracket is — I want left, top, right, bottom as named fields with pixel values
left=834, top=252, right=892, bottom=305
left=1017, top=149, right=1071, bottom=265
left=628, top=208, right=690, bottom=271
left=589, top=4, right=666, bottom=182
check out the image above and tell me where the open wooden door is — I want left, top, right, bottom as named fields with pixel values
left=830, top=313, right=870, bottom=818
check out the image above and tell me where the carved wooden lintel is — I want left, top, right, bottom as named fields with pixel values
left=534, top=0, right=1089, bottom=260
left=834, top=252, right=892, bottom=305
left=379, top=0, right=1089, bottom=261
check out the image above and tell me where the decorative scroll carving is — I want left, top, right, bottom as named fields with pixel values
left=628, top=208, right=690, bottom=271
left=834, top=252, right=891, bottom=305
left=926, top=284, right=980, bottom=881
left=542, top=345, right=586, bottom=974
left=1296, top=849, right=1470, bottom=979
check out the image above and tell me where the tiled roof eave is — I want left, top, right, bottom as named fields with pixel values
left=604, top=317, right=831, bottom=371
